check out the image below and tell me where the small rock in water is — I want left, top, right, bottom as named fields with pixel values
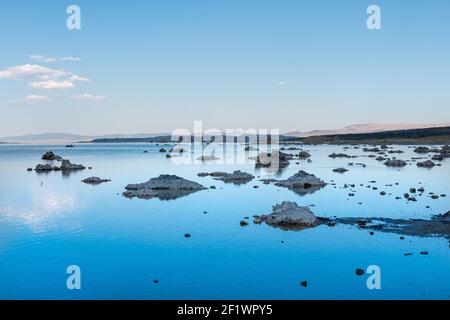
left=384, top=159, right=407, bottom=167
left=82, top=177, right=111, bottom=185
left=355, top=269, right=365, bottom=276
left=417, top=160, right=436, bottom=168
left=41, top=151, right=62, bottom=161
left=333, top=167, right=348, bottom=174
left=184, top=233, right=191, bottom=238
left=240, top=220, right=249, bottom=227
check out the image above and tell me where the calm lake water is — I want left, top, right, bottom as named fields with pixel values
left=0, top=143, right=449, bottom=299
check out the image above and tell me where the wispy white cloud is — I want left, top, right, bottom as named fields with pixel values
left=70, top=93, right=107, bottom=101
left=29, top=54, right=81, bottom=63
left=29, top=80, right=75, bottom=89
left=0, top=64, right=90, bottom=92
left=29, top=54, right=58, bottom=63
left=60, top=56, right=81, bottom=62
left=0, top=64, right=66, bottom=80
left=9, top=95, right=51, bottom=103
left=69, top=74, right=91, bottom=82
left=277, top=80, right=296, bottom=86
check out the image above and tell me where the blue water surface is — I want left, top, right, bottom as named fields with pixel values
left=0, top=143, right=449, bottom=299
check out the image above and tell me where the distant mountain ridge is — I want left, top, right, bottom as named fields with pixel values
left=2, top=122, right=450, bottom=143
left=0, top=132, right=170, bottom=143
left=285, top=122, right=450, bottom=138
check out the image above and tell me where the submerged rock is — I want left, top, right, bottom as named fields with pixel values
left=123, top=175, right=206, bottom=200
left=363, top=147, right=380, bottom=153
left=333, top=167, right=348, bottom=174
left=259, top=201, right=320, bottom=230
left=328, top=153, right=352, bottom=159
left=41, top=151, right=62, bottom=161
left=384, top=159, right=407, bottom=167
left=82, top=177, right=111, bottom=185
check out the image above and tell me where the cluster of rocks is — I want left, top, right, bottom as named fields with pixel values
left=197, top=170, right=255, bottom=184
left=123, top=175, right=206, bottom=200
left=35, top=159, right=86, bottom=172
left=414, top=145, right=450, bottom=160
left=255, top=151, right=292, bottom=169
left=251, top=202, right=450, bottom=238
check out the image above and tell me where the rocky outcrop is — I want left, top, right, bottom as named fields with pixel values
left=35, top=159, right=85, bottom=172
left=82, top=177, right=111, bottom=184
left=257, top=202, right=319, bottom=230
left=60, top=160, right=85, bottom=171
left=35, top=164, right=57, bottom=172
left=414, top=146, right=431, bottom=153
left=273, top=170, right=326, bottom=196
left=417, top=160, right=436, bottom=168
left=384, top=159, right=407, bottom=167
left=255, top=151, right=291, bottom=169
left=197, top=170, right=255, bottom=184
left=298, top=150, right=311, bottom=159
left=41, top=151, right=62, bottom=161
left=123, top=175, right=206, bottom=200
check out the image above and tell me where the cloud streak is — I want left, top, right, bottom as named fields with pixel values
left=70, top=93, right=107, bottom=101
left=9, top=95, right=51, bottom=103
left=29, top=54, right=81, bottom=63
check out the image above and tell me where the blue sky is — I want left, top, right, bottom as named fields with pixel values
left=0, top=0, right=449, bottom=136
